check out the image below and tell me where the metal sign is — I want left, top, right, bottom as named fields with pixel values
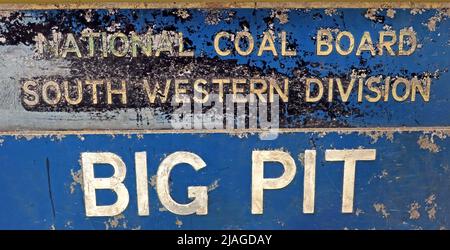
left=0, top=1, right=449, bottom=229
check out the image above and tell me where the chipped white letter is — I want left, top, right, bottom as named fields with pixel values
left=157, top=152, right=208, bottom=215
left=325, top=149, right=376, bottom=213
left=81, top=152, right=129, bottom=217
left=252, top=150, right=296, bottom=214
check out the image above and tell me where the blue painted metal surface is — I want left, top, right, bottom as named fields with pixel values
left=0, top=8, right=448, bottom=129
left=0, top=131, right=448, bottom=229
left=0, top=7, right=449, bottom=229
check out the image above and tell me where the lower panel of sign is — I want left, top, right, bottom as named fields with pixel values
left=0, top=130, right=448, bottom=229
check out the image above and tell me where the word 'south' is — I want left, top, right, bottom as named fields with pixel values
left=21, top=78, right=289, bottom=110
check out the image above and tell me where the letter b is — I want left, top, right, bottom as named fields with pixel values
left=81, top=152, right=129, bottom=217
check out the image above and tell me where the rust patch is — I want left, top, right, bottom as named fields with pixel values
left=417, top=134, right=440, bottom=153
left=425, top=9, right=449, bottom=32
left=175, top=218, right=183, bottom=228
left=425, top=194, right=437, bottom=221
left=373, top=203, right=390, bottom=218
left=386, top=9, right=396, bottom=18
left=104, top=214, right=127, bottom=230
left=271, top=9, right=289, bottom=24
left=364, top=8, right=384, bottom=23
left=360, top=131, right=394, bottom=144
left=409, top=202, right=421, bottom=220
left=173, top=9, right=190, bottom=20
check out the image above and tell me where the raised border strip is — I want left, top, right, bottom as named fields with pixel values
left=1, top=126, right=449, bottom=136
left=0, top=1, right=449, bottom=10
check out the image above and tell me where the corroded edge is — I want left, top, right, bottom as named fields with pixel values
left=0, top=2, right=449, bottom=10
left=0, top=126, right=449, bottom=136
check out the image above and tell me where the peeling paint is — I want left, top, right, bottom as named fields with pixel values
left=298, top=152, right=305, bottom=166
left=149, top=174, right=157, bottom=188
left=355, top=208, right=364, bottom=216
left=173, top=9, right=190, bottom=20
left=417, top=134, right=440, bottom=153
left=14, top=134, right=43, bottom=141
left=271, top=9, right=289, bottom=24
left=386, top=9, right=396, bottom=18
left=373, top=203, right=390, bottom=218
left=175, top=218, right=183, bottom=228
left=364, top=8, right=380, bottom=22
left=360, top=131, right=394, bottom=144
left=204, top=10, right=222, bottom=25
left=425, top=194, right=437, bottom=221
left=52, top=134, right=65, bottom=141
left=324, top=8, right=337, bottom=17
left=104, top=214, right=127, bottom=230
left=409, top=202, right=421, bottom=220
left=276, top=219, right=285, bottom=227
left=380, top=169, right=388, bottom=178
left=70, top=168, right=83, bottom=194
left=425, top=9, right=449, bottom=32
left=229, top=132, right=251, bottom=139
left=383, top=24, right=392, bottom=31
left=410, top=9, right=426, bottom=15
left=65, top=220, right=73, bottom=229
left=207, top=179, right=220, bottom=192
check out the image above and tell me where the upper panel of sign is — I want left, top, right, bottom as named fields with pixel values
left=0, top=7, right=448, bottom=131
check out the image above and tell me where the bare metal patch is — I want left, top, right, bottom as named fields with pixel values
left=417, top=134, right=441, bottom=153
left=425, top=194, right=437, bottom=221
left=175, top=218, right=183, bottom=228
left=409, top=202, right=421, bottom=220
left=373, top=203, right=390, bottom=218
left=104, top=214, right=127, bottom=230
left=70, top=168, right=83, bottom=194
